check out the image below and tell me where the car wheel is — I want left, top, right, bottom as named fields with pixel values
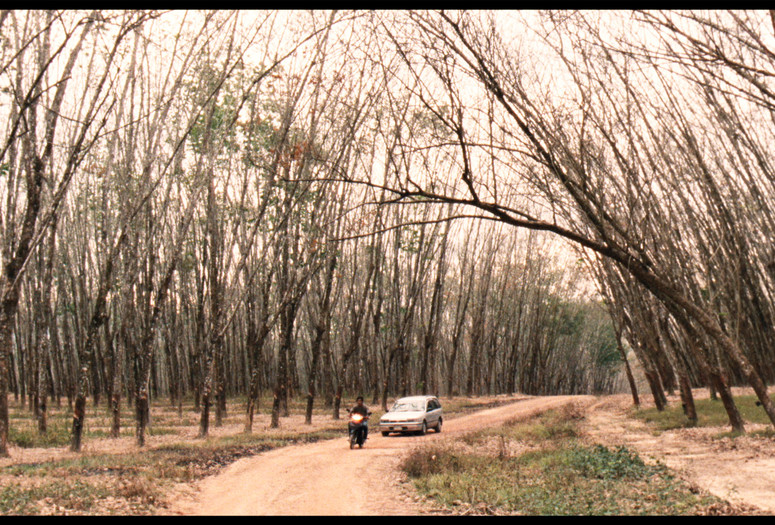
left=435, top=418, right=442, bottom=433
left=419, top=421, right=427, bottom=435
left=382, top=431, right=389, bottom=437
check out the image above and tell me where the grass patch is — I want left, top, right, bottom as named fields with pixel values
left=0, top=480, right=109, bottom=514
left=631, top=395, right=775, bottom=432
left=402, top=408, right=735, bottom=515
left=459, top=403, right=582, bottom=448
left=9, top=422, right=71, bottom=448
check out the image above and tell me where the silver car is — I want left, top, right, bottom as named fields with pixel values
left=379, top=395, right=442, bottom=436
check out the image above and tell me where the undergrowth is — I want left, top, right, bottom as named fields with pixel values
left=401, top=407, right=738, bottom=515
left=631, top=394, right=775, bottom=433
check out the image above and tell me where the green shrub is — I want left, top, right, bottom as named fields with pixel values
left=504, top=408, right=579, bottom=442
left=564, top=444, right=654, bottom=480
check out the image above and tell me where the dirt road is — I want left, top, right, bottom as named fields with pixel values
left=171, top=395, right=594, bottom=516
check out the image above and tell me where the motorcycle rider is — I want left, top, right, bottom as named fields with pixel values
left=348, top=396, right=370, bottom=442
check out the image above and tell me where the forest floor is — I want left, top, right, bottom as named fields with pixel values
left=2, top=389, right=774, bottom=515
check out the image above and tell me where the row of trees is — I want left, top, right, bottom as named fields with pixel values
left=372, top=10, right=775, bottom=433
left=4, top=9, right=775, bottom=457
left=0, top=10, right=626, bottom=456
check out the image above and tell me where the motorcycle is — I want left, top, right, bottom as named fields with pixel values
left=348, top=410, right=371, bottom=449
